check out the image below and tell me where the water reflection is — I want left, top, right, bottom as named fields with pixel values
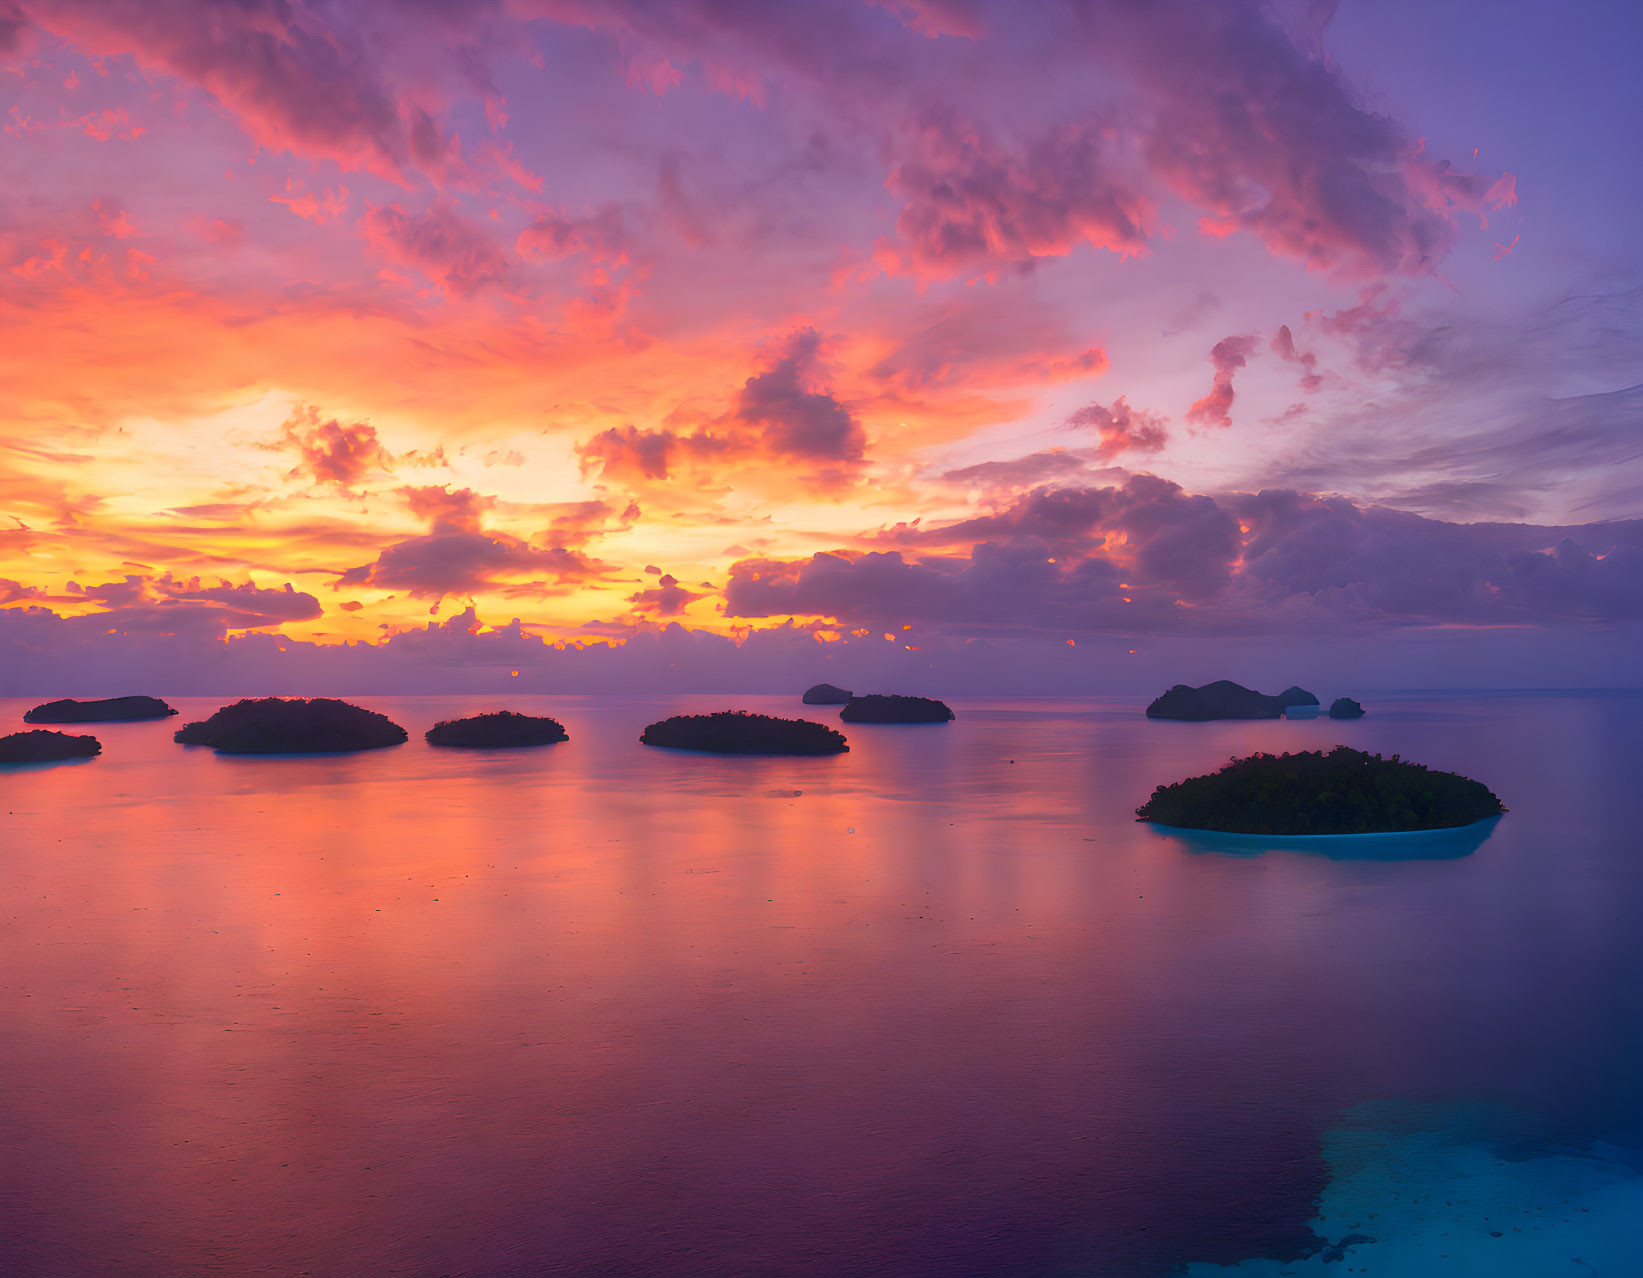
left=0, top=693, right=1638, bottom=1275
left=1151, top=816, right=1502, bottom=861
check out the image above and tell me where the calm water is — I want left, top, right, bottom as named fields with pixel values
left=2, top=692, right=1640, bottom=1276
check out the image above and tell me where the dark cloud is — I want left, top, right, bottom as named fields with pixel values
left=1186, top=335, right=1258, bottom=429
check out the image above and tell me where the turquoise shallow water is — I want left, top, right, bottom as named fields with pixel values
left=1, top=691, right=1639, bottom=1275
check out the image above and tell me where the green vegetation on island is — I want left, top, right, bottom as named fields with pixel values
left=840, top=694, right=955, bottom=723
left=425, top=711, right=568, bottom=748
left=802, top=682, right=854, bottom=705
left=641, top=711, right=848, bottom=755
left=24, top=696, right=177, bottom=723
left=175, top=697, right=408, bottom=754
left=0, top=729, right=102, bottom=763
left=1146, top=680, right=1318, bottom=720
left=1136, top=746, right=1505, bottom=835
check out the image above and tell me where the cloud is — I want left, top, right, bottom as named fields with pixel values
left=729, top=478, right=1643, bottom=637
left=1111, top=0, right=1515, bottom=276
left=879, top=109, right=1151, bottom=279
left=337, top=485, right=606, bottom=601
left=938, top=448, right=1095, bottom=491
left=362, top=203, right=510, bottom=297
left=1067, top=397, right=1168, bottom=457
left=51, top=573, right=323, bottom=634
left=18, top=0, right=470, bottom=183
left=1271, top=324, right=1322, bottom=393
left=626, top=572, right=704, bottom=616
left=516, top=207, right=627, bottom=264
left=1186, top=334, right=1259, bottom=429
left=577, top=328, right=864, bottom=484
left=280, top=407, right=390, bottom=490
left=734, top=327, right=863, bottom=463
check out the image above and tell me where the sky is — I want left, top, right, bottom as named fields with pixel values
left=1, top=0, right=1640, bottom=694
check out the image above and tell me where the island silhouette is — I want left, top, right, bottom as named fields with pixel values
left=174, top=697, right=408, bottom=754
left=1145, top=680, right=1318, bottom=720
left=1136, top=746, right=1505, bottom=835
left=802, top=682, right=854, bottom=705
left=0, top=729, right=102, bottom=763
left=839, top=694, right=955, bottom=723
left=425, top=711, right=568, bottom=748
left=1329, top=697, right=1366, bottom=719
left=641, top=710, right=848, bottom=755
left=24, top=696, right=177, bottom=723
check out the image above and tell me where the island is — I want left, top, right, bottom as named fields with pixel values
left=174, top=697, right=409, bottom=754
left=24, top=695, right=177, bottom=723
left=1329, top=697, right=1366, bottom=719
left=640, top=711, right=848, bottom=755
left=839, top=694, right=955, bottom=723
left=425, top=711, right=568, bottom=748
left=1136, top=746, right=1505, bottom=835
left=802, top=682, right=854, bottom=705
left=1145, top=680, right=1318, bottom=720
left=0, top=729, right=102, bottom=763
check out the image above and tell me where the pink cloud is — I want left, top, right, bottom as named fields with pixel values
left=1186, top=334, right=1258, bottom=429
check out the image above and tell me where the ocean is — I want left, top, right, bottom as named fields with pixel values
left=2, top=692, right=1640, bottom=1275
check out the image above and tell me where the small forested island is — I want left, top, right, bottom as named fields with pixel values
left=839, top=694, right=955, bottom=723
left=1136, top=746, right=1505, bottom=835
left=1145, top=680, right=1318, bottom=720
left=641, top=710, right=848, bottom=755
left=24, top=695, right=177, bottom=723
left=1329, top=697, right=1366, bottom=719
left=425, top=711, right=568, bottom=748
left=0, top=729, right=102, bottom=763
left=802, top=682, right=854, bottom=705
left=175, top=697, right=408, bottom=754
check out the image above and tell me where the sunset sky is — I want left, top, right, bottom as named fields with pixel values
left=2, top=0, right=1640, bottom=692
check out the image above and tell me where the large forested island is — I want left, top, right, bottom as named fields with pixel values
left=641, top=711, right=848, bottom=755
left=175, top=698, right=408, bottom=754
left=840, top=694, right=955, bottom=723
left=0, top=729, right=102, bottom=763
left=1136, top=746, right=1505, bottom=835
left=425, top=711, right=568, bottom=748
left=24, top=696, right=177, bottom=723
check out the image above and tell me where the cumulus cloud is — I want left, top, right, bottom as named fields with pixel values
left=577, top=328, right=864, bottom=484
left=729, top=479, right=1643, bottom=637
left=626, top=573, right=704, bottom=616
left=1186, top=335, right=1259, bottom=429
left=735, top=328, right=863, bottom=463
left=338, top=485, right=606, bottom=601
left=280, top=407, right=390, bottom=490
